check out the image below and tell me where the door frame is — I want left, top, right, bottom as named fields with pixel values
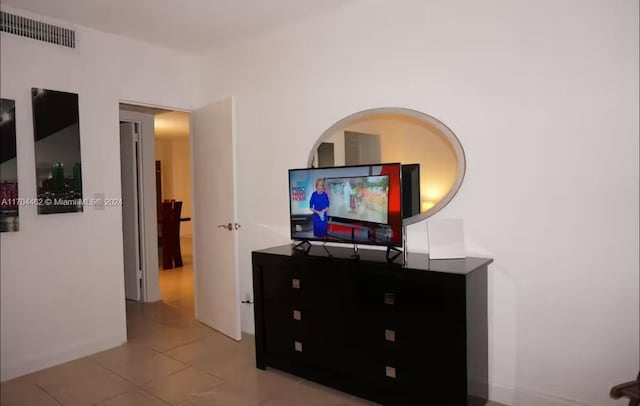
left=119, top=101, right=193, bottom=303
left=119, top=121, right=144, bottom=301
left=119, top=98, right=241, bottom=337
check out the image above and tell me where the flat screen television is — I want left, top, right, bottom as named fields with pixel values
left=401, top=163, right=421, bottom=219
left=288, top=163, right=402, bottom=247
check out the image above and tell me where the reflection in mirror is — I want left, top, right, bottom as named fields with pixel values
left=309, top=108, right=465, bottom=225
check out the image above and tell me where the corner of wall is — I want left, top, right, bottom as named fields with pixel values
left=1, top=332, right=125, bottom=382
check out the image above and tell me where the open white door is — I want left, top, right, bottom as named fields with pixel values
left=192, top=97, right=241, bottom=340
left=120, top=122, right=142, bottom=301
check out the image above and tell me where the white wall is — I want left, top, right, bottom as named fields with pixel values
left=196, top=0, right=639, bottom=405
left=0, top=6, right=198, bottom=381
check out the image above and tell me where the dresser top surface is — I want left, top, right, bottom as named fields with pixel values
left=253, top=244, right=493, bottom=275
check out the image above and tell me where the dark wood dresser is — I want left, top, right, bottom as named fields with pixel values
left=252, top=244, right=492, bottom=405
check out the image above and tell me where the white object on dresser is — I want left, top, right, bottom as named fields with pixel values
left=427, top=218, right=466, bottom=259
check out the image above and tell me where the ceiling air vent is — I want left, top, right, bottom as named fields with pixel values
left=1, top=11, right=76, bottom=48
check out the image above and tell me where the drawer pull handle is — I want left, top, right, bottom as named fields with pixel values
left=292, top=278, right=301, bottom=289
left=385, top=366, right=396, bottom=378
left=293, top=310, right=302, bottom=321
left=294, top=341, right=303, bottom=352
left=384, top=292, right=395, bottom=305
left=385, top=329, right=396, bottom=342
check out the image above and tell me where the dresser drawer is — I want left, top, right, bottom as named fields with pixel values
left=373, top=357, right=466, bottom=405
left=262, top=299, right=311, bottom=358
left=356, top=269, right=463, bottom=317
left=351, top=298, right=465, bottom=394
left=354, top=314, right=450, bottom=359
left=261, top=264, right=309, bottom=304
left=367, top=323, right=466, bottom=404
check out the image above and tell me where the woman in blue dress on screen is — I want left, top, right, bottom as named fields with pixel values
left=310, top=178, right=330, bottom=238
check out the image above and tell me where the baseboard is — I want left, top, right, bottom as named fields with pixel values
left=490, top=383, right=597, bottom=406
left=1, top=332, right=126, bottom=382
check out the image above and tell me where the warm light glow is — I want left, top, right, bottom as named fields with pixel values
left=420, top=185, right=450, bottom=212
left=154, top=111, right=190, bottom=139
left=421, top=200, right=435, bottom=212
left=422, top=187, right=445, bottom=201
left=317, top=108, right=464, bottom=219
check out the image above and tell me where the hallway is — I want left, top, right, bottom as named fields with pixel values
left=0, top=237, right=375, bottom=405
left=158, top=237, right=195, bottom=317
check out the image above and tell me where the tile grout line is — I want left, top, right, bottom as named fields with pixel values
left=86, top=384, right=132, bottom=406
left=137, top=365, right=223, bottom=405
left=182, top=361, right=229, bottom=383
left=91, top=355, right=185, bottom=405
left=30, top=358, right=113, bottom=405
left=32, top=382, right=66, bottom=406
left=102, top=358, right=190, bottom=388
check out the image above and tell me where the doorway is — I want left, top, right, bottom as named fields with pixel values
left=154, top=110, right=194, bottom=314
left=119, top=104, right=194, bottom=314
left=119, top=98, right=242, bottom=342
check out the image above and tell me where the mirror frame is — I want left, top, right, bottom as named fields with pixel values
left=308, top=107, right=466, bottom=226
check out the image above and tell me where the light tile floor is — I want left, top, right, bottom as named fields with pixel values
left=1, top=238, right=507, bottom=405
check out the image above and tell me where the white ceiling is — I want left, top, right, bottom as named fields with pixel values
left=3, top=0, right=353, bottom=53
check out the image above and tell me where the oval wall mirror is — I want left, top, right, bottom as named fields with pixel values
left=308, top=108, right=466, bottom=226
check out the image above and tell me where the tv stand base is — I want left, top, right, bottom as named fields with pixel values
left=386, top=245, right=402, bottom=262
left=292, top=240, right=311, bottom=253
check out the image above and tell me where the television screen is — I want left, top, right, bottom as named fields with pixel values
left=289, top=163, right=402, bottom=247
left=324, top=175, right=389, bottom=224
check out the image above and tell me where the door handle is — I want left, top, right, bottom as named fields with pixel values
left=218, top=223, right=233, bottom=231
left=234, top=223, right=241, bottom=230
